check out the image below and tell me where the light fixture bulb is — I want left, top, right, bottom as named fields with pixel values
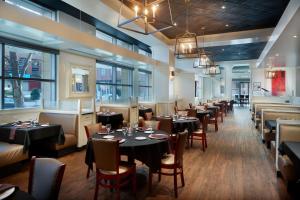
left=144, top=8, right=149, bottom=15
left=134, top=5, right=139, bottom=17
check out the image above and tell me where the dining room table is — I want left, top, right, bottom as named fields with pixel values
left=172, top=117, right=199, bottom=135
left=265, top=120, right=277, bottom=131
left=0, top=122, right=64, bottom=153
left=96, top=112, right=124, bottom=130
left=279, top=141, right=300, bottom=179
left=85, top=129, right=170, bottom=173
left=0, top=184, right=35, bottom=200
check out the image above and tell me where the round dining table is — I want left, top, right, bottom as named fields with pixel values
left=5, top=190, right=35, bottom=200
left=172, top=117, right=199, bottom=134
left=85, top=130, right=170, bottom=172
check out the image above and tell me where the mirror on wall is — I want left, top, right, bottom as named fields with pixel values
left=71, top=68, right=89, bottom=93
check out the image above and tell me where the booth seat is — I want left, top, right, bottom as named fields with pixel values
left=275, top=120, right=300, bottom=188
left=39, top=112, right=78, bottom=155
left=99, top=105, right=130, bottom=126
left=254, top=104, right=300, bottom=128
left=261, top=110, right=300, bottom=147
left=0, top=142, right=28, bottom=168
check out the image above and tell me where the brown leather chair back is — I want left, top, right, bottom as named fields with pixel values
left=157, top=117, right=173, bottom=135
left=187, top=109, right=197, bottom=117
left=175, top=131, right=188, bottom=166
left=144, top=120, right=160, bottom=130
left=29, top=157, right=65, bottom=200
left=92, top=139, right=119, bottom=172
left=279, top=124, right=300, bottom=143
left=84, top=123, right=102, bottom=139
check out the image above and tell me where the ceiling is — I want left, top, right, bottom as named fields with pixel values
left=121, top=0, right=290, bottom=39
left=204, top=42, right=267, bottom=62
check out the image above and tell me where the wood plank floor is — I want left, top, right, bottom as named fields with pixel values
left=0, top=107, right=291, bottom=199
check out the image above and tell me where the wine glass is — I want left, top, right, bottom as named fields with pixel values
left=106, top=124, right=111, bottom=134
left=122, top=127, right=128, bottom=136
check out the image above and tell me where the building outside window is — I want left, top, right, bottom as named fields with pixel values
left=96, top=62, right=133, bottom=104
left=138, top=69, right=152, bottom=102
left=0, top=41, right=57, bottom=109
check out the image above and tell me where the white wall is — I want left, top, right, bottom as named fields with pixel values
left=58, top=51, right=96, bottom=100
left=153, top=66, right=170, bottom=102
left=174, top=72, right=195, bottom=107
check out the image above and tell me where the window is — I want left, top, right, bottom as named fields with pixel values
left=96, top=30, right=113, bottom=43
left=1, top=42, right=57, bottom=109
left=117, top=39, right=133, bottom=51
left=138, top=69, right=152, bottom=101
left=96, top=62, right=133, bottom=103
left=4, top=0, right=56, bottom=20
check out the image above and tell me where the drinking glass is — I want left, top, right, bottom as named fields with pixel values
left=122, top=127, right=128, bottom=136
left=106, top=124, right=111, bottom=134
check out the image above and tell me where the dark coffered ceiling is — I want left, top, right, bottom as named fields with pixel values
left=122, top=0, right=289, bottom=38
left=205, top=42, right=267, bottom=62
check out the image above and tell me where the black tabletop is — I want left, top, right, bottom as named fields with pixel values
left=2, top=188, right=35, bottom=200
left=265, top=120, right=276, bottom=130
left=85, top=130, right=170, bottom=172
left=280, top=141, right=300, bottom=177
left=172, top=117, right=199, bottom=134
left=0, top=124, right=64, bottom=152
left=197, top=110, right=212, bottom=117
left=96, top=113, right=124, bottom=130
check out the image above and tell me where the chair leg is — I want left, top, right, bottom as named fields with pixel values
left=191, top=135, right=193, bottom=147
left=180, top=167, right=185, bottom=187
left=204, top=134, right=207, bottom=148
left=87, top=168, right=90, bottom=179
left=173, top=168, right=178, bottom=198
left=116, top=178, right=120, bottom=200
left=202, top=136, right=205, bottom=152
left=215, top=122, right=218, bottom=131
left=148, top=169, right=152, bottom=193
left=132, top=169, right=136, bottom=195
left=94, top=177, right=99, bottom=200
left=158, top=169, right=161, bottom=182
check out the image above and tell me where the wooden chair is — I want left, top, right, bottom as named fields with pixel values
left=144, top=120, right=160, bottom=130
left=157, top=117, right=176, bottom=150
left=214, top=103, right=224, bottom=123
left=29, top=157, right=65, bottom=200
left=187, top=109, right=197, bottom=117
left=157, top=131, right=188, bottom=198
left=190, top=117, right=208, bottom=152
left=208, top=108, right=218, bottom=131
left=92, top=139, right=136, bottom=200
left=84, top=123, right=103, bottom=178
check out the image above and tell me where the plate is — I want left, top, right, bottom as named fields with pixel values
left=144, top=130, right=154, bottom=134
left=103, top=135, right=114, bottom=139
left=135, top=136, right=147, bottom=140
left=97, top=132, right=107, bottom=135
left=149, top=134, right=169, bottom=140
left=40, top=124, right=49, bottom=127
left=119, top=139, right=126, bottom=143
left=116, top=129, right=123, bottom=132
left=0, top=187, right=15, bottom=200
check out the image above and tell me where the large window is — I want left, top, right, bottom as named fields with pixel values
left=96, top=62, right=133, bottom=103
left=4, top=0, right=56, bottom=20
left=138, top=69, right=152, bottom=101
left=1, top=41, right=57, bottom=109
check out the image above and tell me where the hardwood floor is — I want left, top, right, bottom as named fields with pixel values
left=0, top=107, right=291, bottom=199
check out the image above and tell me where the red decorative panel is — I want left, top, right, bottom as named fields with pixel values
left=272, top=71, right=285, bottom=96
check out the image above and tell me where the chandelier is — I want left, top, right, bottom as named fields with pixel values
left=203, top=64, right=221, bottom=76
left=193, top=28, right=213, bottom=68
left=117, top=0, right=176, bottom=35
left=174, top=0, right=199, bottom=59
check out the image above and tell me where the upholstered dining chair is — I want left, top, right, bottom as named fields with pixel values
left=92, top=139, right=136, bottom=200
left=208, top=109, right=218, bottom=131
left=144, top=120, right=160, bottom=130
left=157, top=131, right=188, bottom=198
left=187, top=109, right=197, bottom=118
left=84, top=123, right=104, bottom=178
left=190, top=117, right=208, bottom=152
left=28, top=157, right=65, bottom=200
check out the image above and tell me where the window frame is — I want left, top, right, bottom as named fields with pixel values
left=138, top=69, right=152, bottom=102
left=96, top=61, right=134, bottom=103
left=0, top=37, right=58, bottom=110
